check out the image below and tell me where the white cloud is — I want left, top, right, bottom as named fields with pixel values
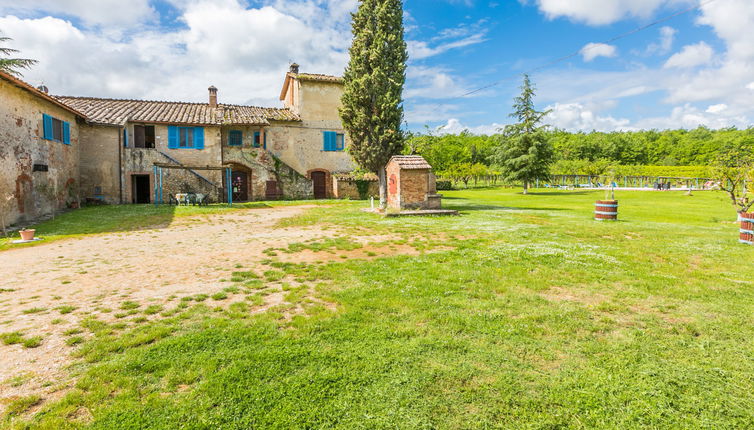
left=663, top=42, right=713, bottom=68
left=705, top=103, right=727, bottom=114
left=646, top=26, right=676, bottom=55
left=0, top=0, right=354, bottom=106
left=545, top=102, right=631, bottom=132
left=408, top=32, right=486, bottom=60
left=405, top=66, right=472, bottom=99
left=435, top=118, right=505, bottom=135
left=633, top=104, right=749, bottom=130
left=531, top=0, right=677, bottom=26
left=0, top=0, right=155, bottom=27
left=747, top=82, right=754, bottom=90
left=580, top=43, right=617, bottom=62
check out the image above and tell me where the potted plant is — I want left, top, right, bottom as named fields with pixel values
left=19, top=228, right=36, bottom=241
left=595, top=169, right=618, bottom=221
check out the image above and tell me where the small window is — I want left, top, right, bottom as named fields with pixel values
left=42, top=114, right=70, bottom=144
left=179, top=127, right=194, bottom=148
left=52, top=118, right=63, bottom=142
left=335, top=133, right=345, bottom=151
left=33, top=163, right=48, bottom=172
left=323, top=131, right=344, bottom=151
left=253, top=131, right=266, bottom=149
left=134, top=125, right=155, bottom=148
left=229, top=130, right=243, bottom=146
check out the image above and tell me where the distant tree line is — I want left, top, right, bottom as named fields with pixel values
left=407, top=126, right=754, bottom=185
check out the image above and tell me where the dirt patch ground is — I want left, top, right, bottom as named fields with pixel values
left=0, top=205, right=446, bottom=415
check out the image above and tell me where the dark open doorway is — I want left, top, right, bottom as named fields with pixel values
left=231, top=170, right=249, bottom=202
left=311, top=171, right=327, bottom=199
left=132, top=174, right=151, bottom=204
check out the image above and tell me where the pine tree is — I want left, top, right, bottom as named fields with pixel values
left=0, top=33, right=37, bottom=77
left=340, top=0, right=408, bottom=208
left=493, top=74, right=553, bottom=194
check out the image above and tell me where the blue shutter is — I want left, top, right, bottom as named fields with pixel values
left=194, top=127, right=204, bottom=149
left=63, top=121, right=70, bottom=145
left=323, top=131, right=336, bottom=151
left=253, top=131, right=260, bottom=148
left=168, top=126, right=178, bottom=149
left=323, top=131, right=329, bottom=151
left=43, top=114, right=53, bottom=140
left=263, top=132, right=267, bottom=149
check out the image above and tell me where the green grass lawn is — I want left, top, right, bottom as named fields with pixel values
left=6, top=188, right=754, bottom=429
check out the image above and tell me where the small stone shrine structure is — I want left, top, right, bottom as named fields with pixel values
left=386, top=155, right=443, bottom=211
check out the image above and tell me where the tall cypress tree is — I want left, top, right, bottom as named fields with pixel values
left=493, top=74, right=553, bottom=194
left=340, top=0, right=407, bottom=207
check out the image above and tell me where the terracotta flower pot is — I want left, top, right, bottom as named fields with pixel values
left=19, top=229, right=35, bottom=241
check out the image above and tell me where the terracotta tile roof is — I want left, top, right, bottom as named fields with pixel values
left=389, top=155, right=433, bottom=170
left=53, top=96, right=301, bottom=126
left=290, top=72, right=343, bottom=83
left=0, top=70, right=87, bottom=118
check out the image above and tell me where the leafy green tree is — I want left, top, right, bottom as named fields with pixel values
left=0, top=33, right=36, bottom=77
left=340, top=0, right=408, bottom=208
left=493, top=74, right=553, bottom=194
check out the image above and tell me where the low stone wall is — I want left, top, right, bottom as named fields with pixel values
left=333, top=176, right=379, bottom=200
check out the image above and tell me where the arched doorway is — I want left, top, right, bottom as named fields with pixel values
left=231, top=170, right=249, bottom=202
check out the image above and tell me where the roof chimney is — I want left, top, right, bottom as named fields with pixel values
left=289, top=63, right=300, bottom=74
left=208, top=85, right=218, bottom=107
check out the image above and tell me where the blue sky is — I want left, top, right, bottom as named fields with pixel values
left=1, top=0, right=752, bottom=133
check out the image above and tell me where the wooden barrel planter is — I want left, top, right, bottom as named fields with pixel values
left=740, top=212, right=754, bottom=245
left=595, top=200, right=618, bottom=221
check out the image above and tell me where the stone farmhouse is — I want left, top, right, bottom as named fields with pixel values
left=1, top=64, right=355, bottom=227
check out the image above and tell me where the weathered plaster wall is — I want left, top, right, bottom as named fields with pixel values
left=221, top=126, right=313, bottom=200
left=275, top=79, right=354, bottom=179
left=266, top=122, right=353, bottom=177
left=0, top=80, right=80, bottom=227
left=79, top=125, right=120, bottom=203
left=123, top=124, right=224, bottom=203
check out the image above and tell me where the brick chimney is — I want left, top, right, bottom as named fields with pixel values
left=208, top=85, right=218, bottom=107
left=289, top=63, right=300, bottom=74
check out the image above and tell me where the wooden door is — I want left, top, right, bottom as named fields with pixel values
left=311, top=171, right=327, bottom=199
left=265, top=181, right=281, bottom=200
left=231, top=171, right=248, bottom=202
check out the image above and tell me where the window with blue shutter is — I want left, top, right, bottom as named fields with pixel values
left=193, top=127, right=204, bottom=149
left=254, top=131, right=267, bottom=148
left=124, top=127, right=129, bottom=148
left=228, top=130, right=242, bottom=146
left=42, top=114, right=53, bottom=140
left=168, top=126, right=178, bottom=148
left=42, top=114, right=69, bottom=144
left=323, top=131, right=341, bottom=151
left=62, top=121, right=70, bottom=145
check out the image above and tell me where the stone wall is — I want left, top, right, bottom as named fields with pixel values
left=0, top=79, right=80, bottom=227
left=79, top=125, right=120, bottom=203
left=333, top=176, right=379, bottom=200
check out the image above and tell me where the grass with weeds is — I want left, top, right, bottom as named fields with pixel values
left=8, top=189, right=754, bottom=428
